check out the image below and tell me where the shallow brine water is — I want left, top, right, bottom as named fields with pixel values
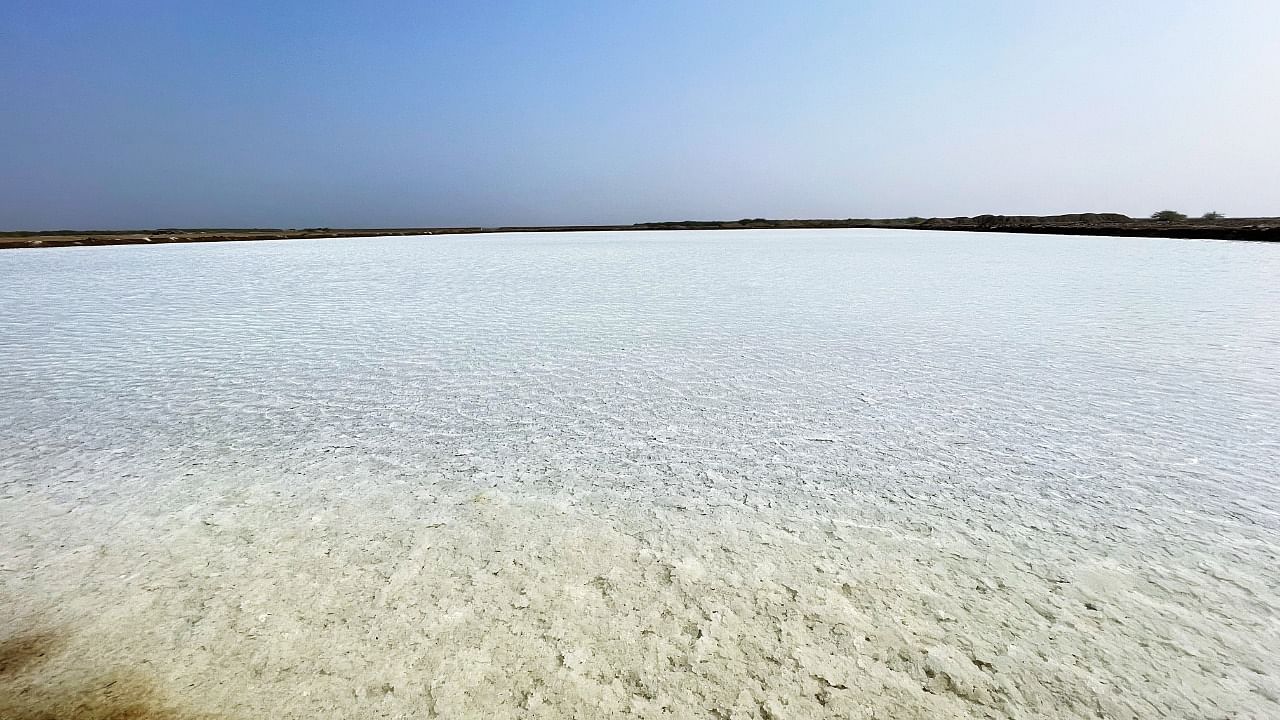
left=1, top=229, right=1277, bottom=719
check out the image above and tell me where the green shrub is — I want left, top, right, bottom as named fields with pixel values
left=1150, top=210, right=1187, bottom=221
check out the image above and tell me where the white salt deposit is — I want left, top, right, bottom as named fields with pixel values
left=1, top=230, right=1278, bottom=718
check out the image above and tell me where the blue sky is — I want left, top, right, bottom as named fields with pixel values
left=2, top=1, right=1278, bottom=228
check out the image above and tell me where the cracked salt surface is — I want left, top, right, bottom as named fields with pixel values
left=1, top=229, right=1278, bottom=718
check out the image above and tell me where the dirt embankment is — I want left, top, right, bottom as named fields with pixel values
left=908, top=213, right=1280, bottom=241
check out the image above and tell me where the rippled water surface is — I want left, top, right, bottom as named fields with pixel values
left=2, top=230, right=1278, bottom=719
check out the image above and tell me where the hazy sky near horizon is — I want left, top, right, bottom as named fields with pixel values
left=2, top=1, right=1278, bottom=229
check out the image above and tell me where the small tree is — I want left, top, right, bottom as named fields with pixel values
left=1200, top=211, right=1224, bottom=220
left=1151, top=210, right=1187, bottom=221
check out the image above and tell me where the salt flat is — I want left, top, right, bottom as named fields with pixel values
left=1, top=229, right=1277, bottom=719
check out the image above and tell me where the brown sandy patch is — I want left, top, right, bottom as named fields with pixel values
left=0, top=626, right=218, bottom=720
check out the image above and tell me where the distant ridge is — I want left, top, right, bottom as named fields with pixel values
left=3, top=214, right=1277, bottom=249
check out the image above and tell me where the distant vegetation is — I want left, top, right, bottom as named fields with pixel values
left=1149, top=210, right=1229, bottom=221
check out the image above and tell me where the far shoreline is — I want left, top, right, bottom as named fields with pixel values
left=2, top=213, right=1277, bottom=249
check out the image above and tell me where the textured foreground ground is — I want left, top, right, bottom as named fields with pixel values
left=2, top=230, right=1278, bottom=718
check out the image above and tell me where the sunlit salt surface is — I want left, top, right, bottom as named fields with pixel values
left=1, top=229, right=1278, bottom=719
